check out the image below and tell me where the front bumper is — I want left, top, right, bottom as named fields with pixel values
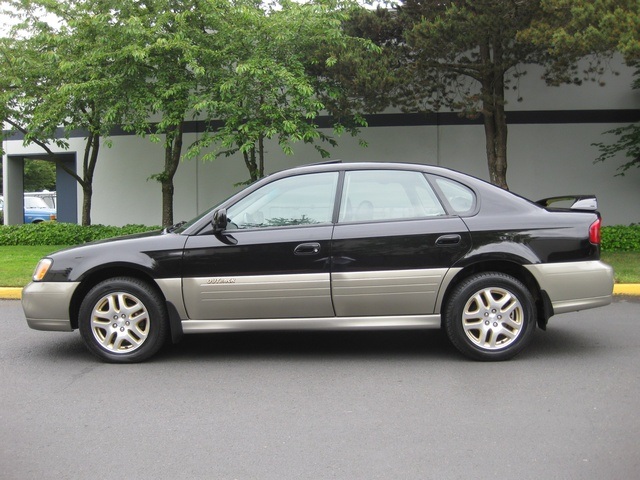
left=525, top=260, right=614, bottom=315
left=22, top=281, right=80, bottom=331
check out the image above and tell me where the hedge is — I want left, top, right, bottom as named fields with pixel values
left=0, top=222, right=160, bottom=246
left=601, top=224, right=640, bottom=252
left=0, top=222, right=638, bottom=251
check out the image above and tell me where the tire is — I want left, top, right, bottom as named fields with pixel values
left=444, top=272, right=536, bottom=361
left=79, top=277, right=169, bottom=363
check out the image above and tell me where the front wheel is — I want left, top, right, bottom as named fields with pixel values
left=444, top=272, right=537, bottom=361
left=79, top=277, right=169, bottom=363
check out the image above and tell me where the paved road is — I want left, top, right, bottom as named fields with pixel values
left=1, top=297, right=639, bottom=480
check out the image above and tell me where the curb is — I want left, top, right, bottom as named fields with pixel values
left=0, top=287, right=22, bottom=300
left=612, top=284, right=640, bottom=296
left=0, top=288, right=23, bottom=300
left=2, top=285, right=640, bottom=300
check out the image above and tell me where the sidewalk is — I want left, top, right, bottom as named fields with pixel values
left=2, top=285, right=640, bottom=300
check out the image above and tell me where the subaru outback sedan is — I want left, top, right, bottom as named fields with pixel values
left=22, top=162, right=614, bottom=362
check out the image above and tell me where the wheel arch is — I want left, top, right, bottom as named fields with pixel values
left=438, top=260, right=552, bottom=330
left=69, top=266, right=168, bottom=330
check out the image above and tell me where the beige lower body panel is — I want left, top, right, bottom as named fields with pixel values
left=182, top=273, right=334, bottom=320
left=22, top=281, right=79, bottom=331
left=332, top=268, right=448, bottom=316
left=525, top=261, right=614, bottom=314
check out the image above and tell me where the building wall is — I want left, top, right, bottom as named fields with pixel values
left=3, top=59, right=640, bottom=226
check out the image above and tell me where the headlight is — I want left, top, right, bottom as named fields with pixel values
left=32, top=258, right=53, bottom=282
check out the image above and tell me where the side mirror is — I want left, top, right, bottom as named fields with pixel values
left=212, top=208, right=228, bottom=233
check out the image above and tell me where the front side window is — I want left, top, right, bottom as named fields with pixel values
left=227, top=172, right=339, bottom=229
left=338, top=170, right=446, bottom=223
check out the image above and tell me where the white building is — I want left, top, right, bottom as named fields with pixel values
left=3, top=60, right=640, bottom=226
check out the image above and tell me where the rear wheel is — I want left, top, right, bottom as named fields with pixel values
left=79, top=277, right=168, bottom=363
left=444, top=272, right=536, bottom=361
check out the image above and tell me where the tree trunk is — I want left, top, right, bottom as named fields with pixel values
left=242, top=146, right=259, bottom=183
left=480, top=42, right=509, bottom=190
left=258, top=134, right=265, bottom=179
left=81, top=131, right=100, bottom=225
left=160, top=122, right=184, bottom=227
left=81, top=183, right=92, bottom=226
left=161, top=178, right=174, bottom=227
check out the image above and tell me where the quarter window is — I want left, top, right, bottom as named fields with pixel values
left=227, top=172, right=339, bottom=229
left=338, top=170, right=445, bottom=223
left=433, top=177, right=476, bottom=215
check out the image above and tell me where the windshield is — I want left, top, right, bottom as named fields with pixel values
left=24, top=197, right=51, bottom=209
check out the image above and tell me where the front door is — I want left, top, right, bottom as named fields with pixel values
left=182, top=171, right=339, bottom=320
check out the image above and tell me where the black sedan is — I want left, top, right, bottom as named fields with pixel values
left=22, top=162, right=614, bottom=362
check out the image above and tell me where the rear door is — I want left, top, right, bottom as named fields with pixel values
left=182, top=171, right=339, bottom=320
left=331, top=169, right=471, bottom=316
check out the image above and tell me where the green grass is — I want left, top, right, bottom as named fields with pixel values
left=0, top=246, right=67, bottom=287
left=601, top=251, right=640, bottom=284
left=0, top=246, right=638, bottom=288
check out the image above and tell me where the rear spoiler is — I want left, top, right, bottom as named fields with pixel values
left=536, top=195, right=598, bottom=211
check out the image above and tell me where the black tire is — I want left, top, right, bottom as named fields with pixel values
left=444, top=272, right=536, bottom=361
left=79, top=277, right=169, bottom=363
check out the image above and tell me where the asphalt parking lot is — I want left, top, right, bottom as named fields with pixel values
left=1, top=296, right=639, bottom=480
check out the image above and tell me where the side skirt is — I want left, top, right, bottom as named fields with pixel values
left=181, top=315, right=442, bottom=334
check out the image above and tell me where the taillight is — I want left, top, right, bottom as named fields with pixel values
left=589, top=218, right=601, bottom=245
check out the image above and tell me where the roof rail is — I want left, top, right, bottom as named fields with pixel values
left=303, top=159, right=343, bottom=166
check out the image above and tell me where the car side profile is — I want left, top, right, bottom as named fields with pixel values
left=22, top=162, right=614, bottom=363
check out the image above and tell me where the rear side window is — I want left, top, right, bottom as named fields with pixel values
left=338, top=170, right=446, bottom=222
left=432, top=176, right=476, bottom=215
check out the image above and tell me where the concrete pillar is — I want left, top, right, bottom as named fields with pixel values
left=4, top=156, right=25, bottom=225
left=56, top=154, right=78, bottom=223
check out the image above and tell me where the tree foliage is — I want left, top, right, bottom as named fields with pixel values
left=520, top=0, right=640, bottom=68
left=188, top=0, right=377, bottom=185
left=347, top=0, right=639, bottom=189
left=2, top=0, right=150, bottom=225
left=2, top=0, right=376, bottom=225
left=519, top=0, right=640, bottom=175
left=108, top=0, right=215, bottom=227
left=23, top=159, right=56, bottom=191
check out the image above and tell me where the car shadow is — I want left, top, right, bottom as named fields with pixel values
left=163, top=329, right=460, bottom=363
left=29, top=324, right=611, bottom=364
left=523, top=326, right=611, bottom=359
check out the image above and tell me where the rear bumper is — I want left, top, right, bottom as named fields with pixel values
left=525, top=261, right=614, bottom=315
left=22, top=281, right=79, bottom=331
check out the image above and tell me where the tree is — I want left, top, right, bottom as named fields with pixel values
left=3, top=0, right=147, bottom=225
left=520, top=0, right=639, bottom=71
left=4, top=0, right=378, bottom=225
left=23, top=159, right=56, bottom=191
left=519, top=0, right=640, bottom=175
left=1, top=9, right=79, bottom=208
left=346, top=1, right=541, bottom=188
left=114, top=0, right=221, bottom=227
left=190, top=0, right=377, bottom=184
left=347, top=1, right=631, bottom=189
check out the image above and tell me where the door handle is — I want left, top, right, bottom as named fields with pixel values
left=436, top=234, right=461, bottom=246
left=294, top=243, right=321, bottom=255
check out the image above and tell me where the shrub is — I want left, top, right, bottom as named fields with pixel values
left=601, top=224, right=640, bottom=252
left=0, top=222, right=160, bottom=246
left=1, top=221, right=638, bottom=251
